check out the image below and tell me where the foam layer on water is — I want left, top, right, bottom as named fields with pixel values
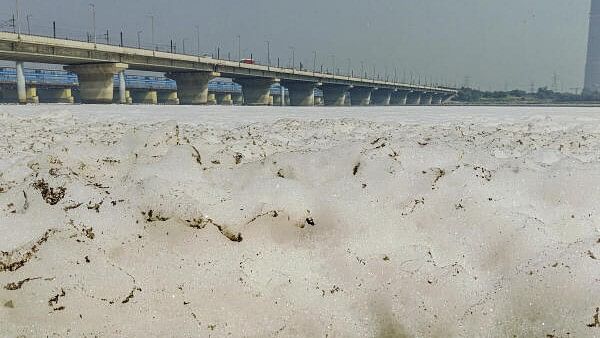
left=0, top=105, right=599, bottom=337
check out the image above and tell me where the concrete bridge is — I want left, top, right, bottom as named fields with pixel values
left=0, top=32, right=457, bottom=105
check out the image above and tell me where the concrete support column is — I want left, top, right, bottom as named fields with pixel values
left=371, top=89, right=392, bottom=106
left=158, top=91, right=179, bottom=105
left=349, top=87, right=373, bottom=106
left=166, top=71, right=220, bottom=105
left=38, top=88, right=75, bottom=103
left=216, top=93, right=233, bottom=105
left=272, top=94, right=282, bottom=106
left=390, top=90, right=409, bottom=105
left=118, top=70, right=127, bottom=104
left=321, top=84, right=350, bottom=106
left=421, top=93, right=433, bottom=105
left=442, top=94, right=455, bottom=104
left=65, top=63, right=128, bottom=104
left=232, top=93, right=244, bottom=105
left=281, top=81, right=317, bottom=106
left=207, top=93, right=217, bottom=105
left=235, top=78, right=278, bottom=106
left=406, top=92, right=422, bottom=105
left=432, top=94, right=444, bottom=105
left=16, top=61, right=26, bottom=104
left=314, top=96, right=323, bottom=106
left=131, top=89, right=158, bottom=104
left=26, top=86, right=39, bottom=103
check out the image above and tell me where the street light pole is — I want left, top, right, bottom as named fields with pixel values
left=26, top=14, right=31, bottom=35
left=195, top=25, right=200, bottom=56
left=265, top=40, right=270, bottom=69
left=289, top=46, right=295, bottom=70
left=15, top=0, right=21, bottom=37
left=146, top=15, right=155, bottom=50
left=346, top=58, right=351, bottom=77
left=312, top=51, right=317, bottom=74
left=137, top=30, right=142, bottom=48
left=89, top=3, right=96, bottom=46
left=237, top=35, right=241, bottom=65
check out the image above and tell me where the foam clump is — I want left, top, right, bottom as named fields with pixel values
left=0, top=106, right=599, bottom=337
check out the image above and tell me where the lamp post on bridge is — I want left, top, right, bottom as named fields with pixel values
left=137, top=30, right=142, bottom=48
left=26, top=14, right=31, bottom=35
left=265, top=40, right=270, bottom=70
left=89, top=3, right=96, bottom=46
left=146, top=15, right=155, bottom=51
left=15, top=0, right=21, bottom=37
left=195, top=25, right=200, bottom=57
left=289, top=46, right=295, bottom=70
left=237, top=35, right=241, bottom=65
left=312, top=51, right=317, bottom=74
left=346, top=58, right=351, bottom=78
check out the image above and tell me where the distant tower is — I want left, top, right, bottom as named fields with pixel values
left=584, top=0, right=600, bottom=94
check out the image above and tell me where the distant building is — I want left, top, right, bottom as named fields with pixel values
left=584, top=0, right=600, bottom=94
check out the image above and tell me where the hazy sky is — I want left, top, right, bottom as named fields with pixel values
left=1, top=0, right=591, bottom=91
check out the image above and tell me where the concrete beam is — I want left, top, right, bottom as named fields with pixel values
left=406, top=92, right=422, bottom=105
left=371, top=89, right=393, bottom=106
left=280, top=80, right=317, bottom=106
left=65, top=62, right=128, bottom=104
left=235, top=78, right=278, bottom=106
left=321, top=84, right=350, bottom=106
left=166, top=71, right=220, bottom=105
left=390, top=90, right=409, bottom=105
left=349, top=87, right=373, bottom=106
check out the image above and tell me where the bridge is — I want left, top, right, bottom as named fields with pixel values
left=0, top=31, right=457, bottom=105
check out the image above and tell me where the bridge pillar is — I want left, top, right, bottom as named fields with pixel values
left=158, top=91, right=179, bottom=105
left=281, top=80, right=317, bottom=106
left=432, top=94, right=444, bottom=105
left=321, top=84, right=350, bottom=106
left=16, top=61, right=26, bottom=104
left=371, top=88, right=392, bottom=106
left=232, top=93, right=244, bottom=105
left=442, top=94, right=455, bottom=104
left=166, top=71, right=220, bottom=105
left=26, top=86, right=39, bottom=104
left=314, top=96, right=323, bottom=106
left=131, top=89, right=158, bottom=104
left=118, top=70, right=127, bottom=104
left=65, top=63, right=128, bottom=104
left=421, top=93, right=433, bottom=105
left=349, top=87, right=373, bottom=106
left=39, top=88, right=74, bottom=103
left=390, top=90, right=409, bottom=105
left=272, top=94, right=282, bottom=106
left=216, top=93, right=233, bottom=105
left=406, top=92, right=422, bottom=105
left=207, top=93, right=217, bottom=105
left=235, top=78, right=278, bottom=105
